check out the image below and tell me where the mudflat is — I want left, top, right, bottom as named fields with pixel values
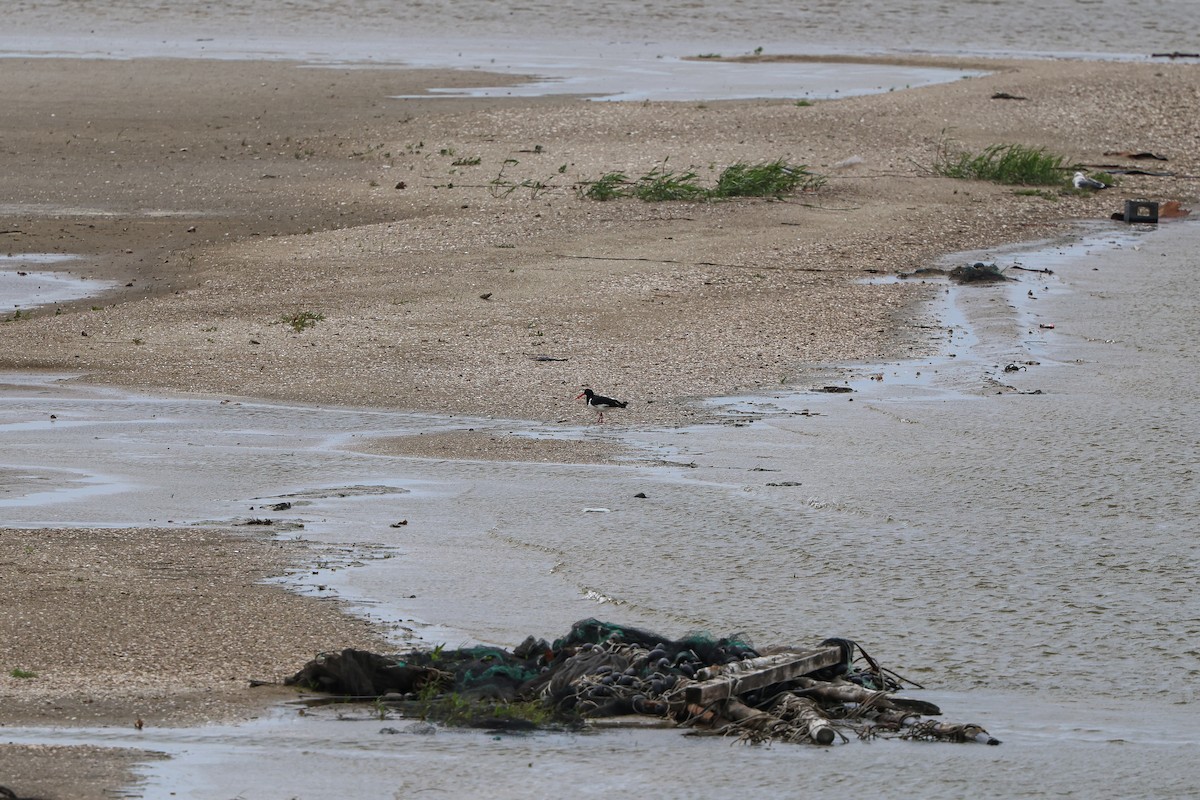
left=0, top=53, right=1196, bottom=799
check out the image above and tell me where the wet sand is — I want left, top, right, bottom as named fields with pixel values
left=1, top=51, right=1198, bottom=799
left=3, top=56, right=1197, bottom=428
left=3, top=222, right=1198, bottom=799
left=0, top=524, right=391, bottom=800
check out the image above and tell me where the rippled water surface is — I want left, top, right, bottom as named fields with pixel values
left=2, top=1, right=1198, bottom=795
left=3, top=221, right=1198, bottom=797
left=3, top=0, right=1198, bottom=59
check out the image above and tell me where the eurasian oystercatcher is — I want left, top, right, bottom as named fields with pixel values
left=576, top=388, right=627, bottom=423
left=1072, top=171, right=1107, bottom=190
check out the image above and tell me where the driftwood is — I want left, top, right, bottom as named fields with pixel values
left=677, top=677, right=999, bottom=747
left=770, top=693, right=838, bottom=744
left=684, top=648, right=843, bottom=705
left=793, top=676, right=943, bottom=716
left=719, top=698, right=828, bottom=745
left=670, top=650, right=997, bottom=747
left=902, top=720, right=1001, bottom=745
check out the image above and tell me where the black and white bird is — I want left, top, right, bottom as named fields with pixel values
left=576, top=388, right=627, bottom=423
left=1073, top=171, right=1108, bottom=190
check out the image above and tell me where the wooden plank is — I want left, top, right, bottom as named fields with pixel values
left=793, top=677, right=942, bottom=716
left=684, top=646, right=843, bottom=706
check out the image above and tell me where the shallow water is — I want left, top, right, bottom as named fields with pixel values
left=5, top=690, right=1197, bottom=799
left=392, top=57, right=977, bottom=103
left=0, top=254, right=119, bottom=311
left=1, top=0, right=1197, bottom=105
left=3, top=0, right=1198, bottom=61
left=2, top=1, right=1199, bottom=795
left=2, top=220, right=1198, bottom=797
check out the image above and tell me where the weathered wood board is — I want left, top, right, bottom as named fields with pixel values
left=684, top=646, right=843, bottom=705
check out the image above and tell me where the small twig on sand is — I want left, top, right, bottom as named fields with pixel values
left=559, top=254, right=828, bottom=273
left=560, top=254, right=743, bottom=268
left=779, top=202, right=863, bottom=213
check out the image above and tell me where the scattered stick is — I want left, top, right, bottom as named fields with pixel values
left=559, top=254, right=827, bottom=273
left=560, top=254, right=742, bottom=268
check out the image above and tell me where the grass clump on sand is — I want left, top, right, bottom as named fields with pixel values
left=277, top=310, right=325, bottom=333
left=581, top=171, right=629, bottom=201
left=630, top=163, right=710, bottom=201
left=712, top=158, right=823, bottom=197
left=581, top=158, right=823, bottom=202
left=934, top=142, right=1068, bottom=185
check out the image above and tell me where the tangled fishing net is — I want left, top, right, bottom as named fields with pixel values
left=286, top=618, right=999, bottom=746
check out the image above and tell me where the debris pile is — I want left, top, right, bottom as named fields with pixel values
left=948, top=261, right=1010, bottom=284
left=286, top=619, right=1000, bottom=746
left=897, top=262, right=1012, bottom=284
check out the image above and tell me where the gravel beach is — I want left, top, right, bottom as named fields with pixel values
left=1, top=52, right=1196, bottom=798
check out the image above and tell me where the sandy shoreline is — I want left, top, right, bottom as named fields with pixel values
left=4, top=56, right=1195, bottom=428
left=0, top=525, right=393, bottom=799
left=1, top=52, right=1197, bottom=798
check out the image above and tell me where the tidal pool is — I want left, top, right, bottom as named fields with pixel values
left=1, top=254, right=117, bottom=310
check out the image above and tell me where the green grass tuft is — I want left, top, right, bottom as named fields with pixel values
left=629, top=163, right=709, bottom=201
left=579, top=158, right=822, bottom=202
left=277, top=310, right=325, bottom=333
left=934, top=142, right=1068, bottom=185
left=713, top=158, right=825, bottom=197
left=581, top=172, right=629, bottom=201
